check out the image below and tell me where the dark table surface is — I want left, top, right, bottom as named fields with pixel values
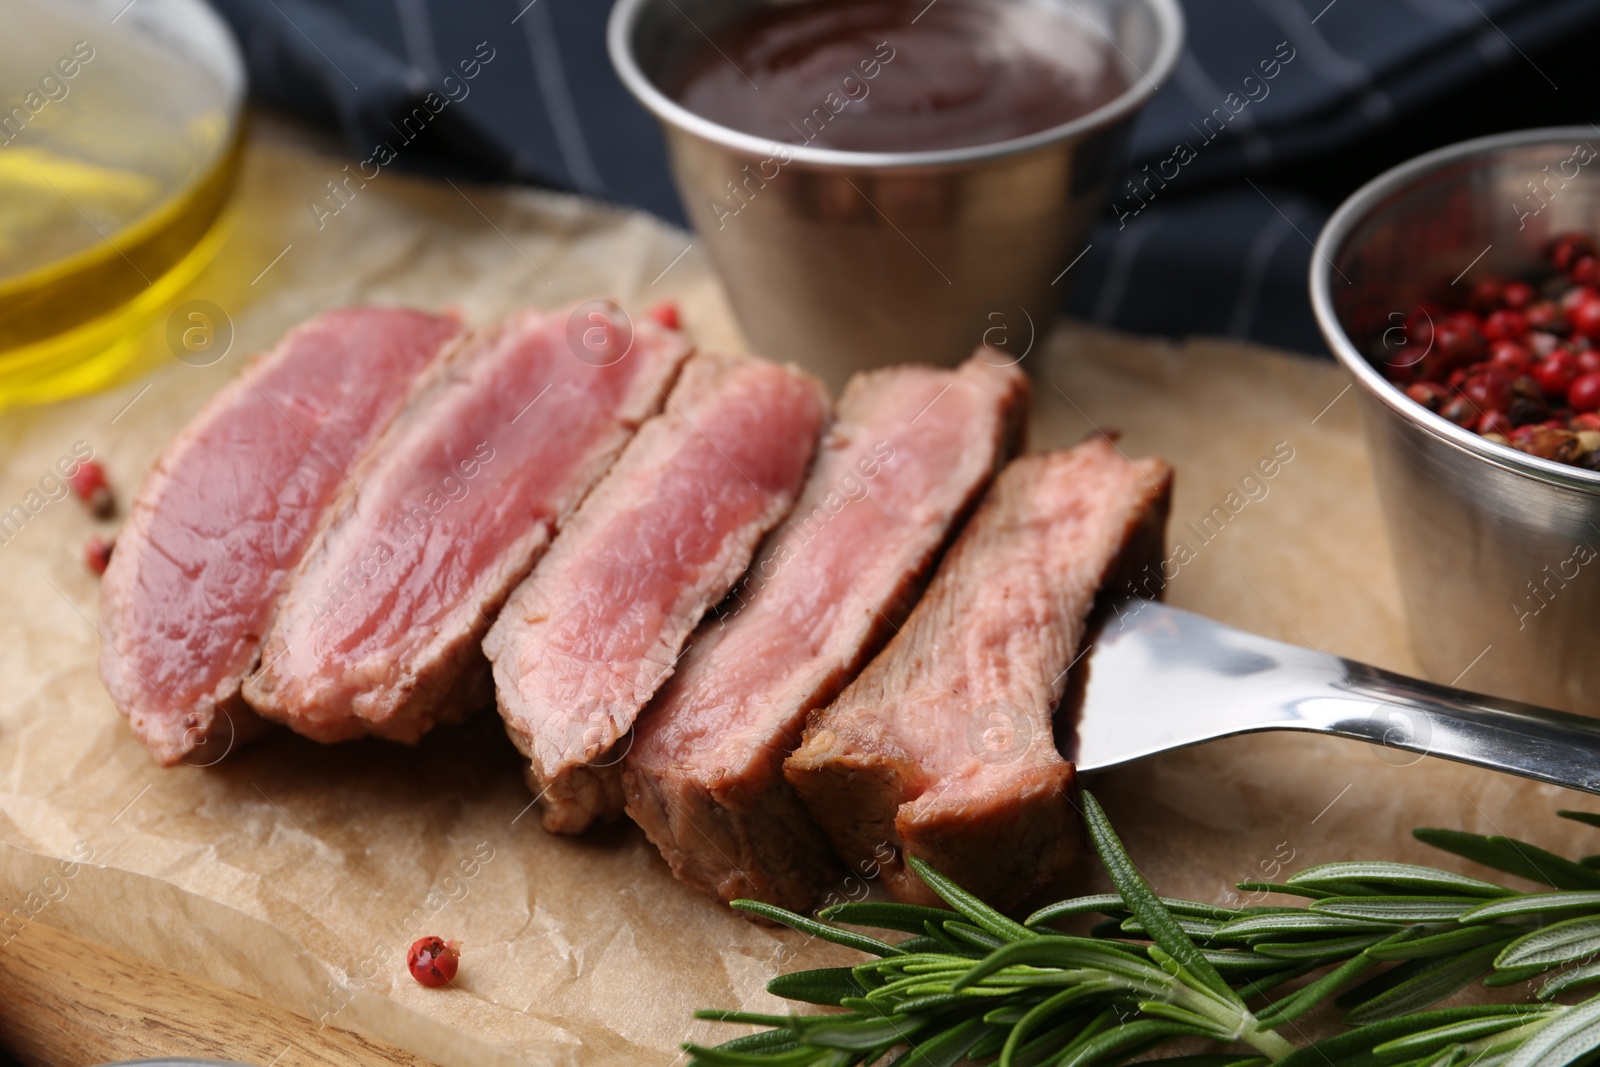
left=210, top=0, right=1600, bottom=355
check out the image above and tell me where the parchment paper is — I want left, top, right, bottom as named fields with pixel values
left=2, top=119, right=1594, bottom=1067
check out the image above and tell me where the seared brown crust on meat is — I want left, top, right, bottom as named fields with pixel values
left=624, top=355, right=1029, bottom=913
left=785, top=438, right=1173, bottom=912
left=624, top=734, right=841, bottom=911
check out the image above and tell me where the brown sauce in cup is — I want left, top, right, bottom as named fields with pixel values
left=671, top=0, right=1128, bottom=153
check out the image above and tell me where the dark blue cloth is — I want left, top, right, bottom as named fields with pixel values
left=208, top=0, right=1600, bottom=355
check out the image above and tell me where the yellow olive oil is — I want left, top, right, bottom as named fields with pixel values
left=0, top=0, right=244, bottom=406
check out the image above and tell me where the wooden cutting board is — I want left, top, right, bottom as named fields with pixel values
left=0, top=923, right=431, bottom=1066
left=2, top=118, right=1592, bottom=1067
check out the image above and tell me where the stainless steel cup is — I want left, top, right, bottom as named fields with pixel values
left=608, top=0, right=1182, bottom=384
left=1312, top=127, right=1600, bottom=715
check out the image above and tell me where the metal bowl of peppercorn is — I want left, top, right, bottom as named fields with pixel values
left=1311, top=126, right=1600, bottom=717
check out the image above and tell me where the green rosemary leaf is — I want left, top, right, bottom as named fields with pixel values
left=1255, top=929, right=1420, bottom=1028
left=1234, top=881, right=1335, bottom=900
left=1505, top=992, right=1600, bottom=1066
left=1255, top=954, right=1380, bottom=1029
left=892, top=993, right=991, bottom=1014
left=949, top=935, right=1162, bottom=991
left=1310, top=896, right=1486, bottom=922
left=1202, top=948, right=1298, bottom=973
left=916, top=922, right=966, bottom=956
left=1026, top=894, right=1127, bottom=926
left=967, top=1024, right=1009, bottom=1061
left=1136, top=1000, right=1236, bottom=1038
left=1011, top=1012, right=1113, bottom=1067
left=849, top=961, right=888, bottom=994
left=1499, top=916, right=1600, bottom=969
left=1119, top=914, right=1228, bottom=941
left=788, top=1011, right=923, bottom=1050
left=1558, top=811, right=1600, bottom=830
left=816, top=902, right=960, bottom=935
left=1343, top=943, right=1504, bottom=1024
left=1413, top=829, right=1600, bottom=891
left=995, top=986, right=1114, bottom=1066
left=1274, top=1006, right=1538, bottom=1067
left=943, top=921, right=1007, bottom=952
left=981, top=1004, right=1029, bottom=1026
left=905, top=857, right=1036, bottom=944
left=1029, top=894, right=1239, bottom=928
left=1232, top=906, right=1312, bottom=920
left=1154, top=899, right=1249, bottom=921
left=1215, top=911, right=1401, bottom=939
left=1539, top=962, right=1600, bottom=1001
left=1366, top=924, right=1515, bottom=960
left=884, top=1015, right=988, bottom=1067
left=768, top=968, right=867, bottom=1007
left=707, top=1028, right=805, bottom=1055
left=1081, top=791, right=1239, bottom=1006
left=1484, top=962, right=1554, bottom=988
left=730, top=901, right=904, bottom=957
left=1460, top=891, right=1600, bottom=923
left=697, top=808, right=1600, bottom=1067
left=695, top=1010, right=797, bottom=1026
left=1287, top=860, right=1513, bottom=898
left=1055, top=1020, right=1213, bottom=1067
left=873, top=958, right=959, bottom=983
left=1252, top=931, right=1395, bottom=961
left=1233, top=963, right=1321, bottom=1001
left=682, top=1040, right=821, bottom=1067
left=1336, top=956, right=1436, bottom=1009
left=1371, top=1009, right=1558, bottom=1058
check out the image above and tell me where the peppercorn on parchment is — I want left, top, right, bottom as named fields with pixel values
left=1, top=121, right=1593, bottom=1067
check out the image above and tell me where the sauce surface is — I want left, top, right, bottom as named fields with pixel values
left=671, top=0, right=1127, bottom=153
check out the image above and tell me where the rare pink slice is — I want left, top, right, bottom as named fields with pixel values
left=100, top=307, right=465, bottom=766
left=243, top=304, right=691, bottom=744
left=483, top=352, right=828, bottom=834
left=623, top=355, right=1029, bottom=912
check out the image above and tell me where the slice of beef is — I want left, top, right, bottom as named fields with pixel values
left=784, top=437, right=1173, bottom=912
left=243, top=304, right=691, bottom=744
left=623, top=356, right=1029, bottom=912
left=100, top=307, right=465, bottom=766
left=483, top=353, right=828, bottom=834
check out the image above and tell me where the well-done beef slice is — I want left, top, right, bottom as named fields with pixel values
left=623, top=355, right=1029, bottom=912
left=243, top=304, right=691, bottom=744
left=100, top=307, right=464, bottom=766
left=784, top=438, right=1173, bottom=912
left=483, top=352, right=828, bottom=834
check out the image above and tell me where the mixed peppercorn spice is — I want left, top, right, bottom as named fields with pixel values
left=1373, top=231, right=1600, bottom=470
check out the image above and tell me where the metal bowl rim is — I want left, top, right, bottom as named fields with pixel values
left=606, top=0, right=1185, bottom=170
left=1310, top=124, right=1600, bottom=495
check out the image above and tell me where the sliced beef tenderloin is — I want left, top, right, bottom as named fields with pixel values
left=483, top=353, right=828, bottom=834
left=623, top=355, right=1029, bottom=913
left=100, top=307, right=465, bottom=766
left=243, top=305, right=691, bottom=744
left=784, top=437, right=1173, bottom=912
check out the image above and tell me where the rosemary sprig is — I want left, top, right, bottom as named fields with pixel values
left=688, top=797, right=1600, bottom=1066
